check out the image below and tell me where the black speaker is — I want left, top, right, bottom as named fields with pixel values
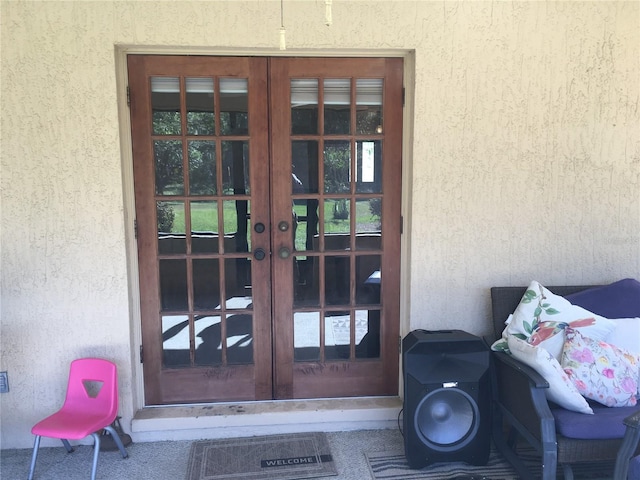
left=402, top=329, right=491, bottom=469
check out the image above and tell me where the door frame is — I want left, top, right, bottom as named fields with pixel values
left=114, top=46, right=414, bottom=411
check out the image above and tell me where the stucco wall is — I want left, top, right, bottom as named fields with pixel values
left=1, top=0, right=638, bottom=449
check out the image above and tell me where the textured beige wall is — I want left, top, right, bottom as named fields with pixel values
left=1, top=1, right=639, bottom=449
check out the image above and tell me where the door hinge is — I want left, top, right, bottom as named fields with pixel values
left=139, top=345, right=144, bottom=364
left=402, top=87, right=405, bottom=107
left=399, top=335, right=402, bottom=354
left=400, top=215, right=403, bottom=235
left=134, top=219, right=138, bottom=239
left=127, top=86, right=131, bottom=107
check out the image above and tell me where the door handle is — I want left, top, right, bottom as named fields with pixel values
left=254, top=248, right=267, bottom=261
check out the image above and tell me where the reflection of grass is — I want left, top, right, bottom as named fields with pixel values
left=166, top=199, right=379, bottom=244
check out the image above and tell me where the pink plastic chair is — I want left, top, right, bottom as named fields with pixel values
left=28, top=358, right=129, bottom=480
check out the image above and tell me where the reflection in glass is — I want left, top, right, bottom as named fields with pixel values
left=162, top=315, right=190, bottom=367
left=356, top=255, right=381, bottom=304
left=154, top=140, right=184, bottom=195
left=224, top=258, right=252, bottom=307
left=324, top=141, right=350, bottom=194
left=356, top=140, right=382, bottom=193
left=294, top=311, right=320, bottom=361
left=193, top=259, right=220, bottom=310
left=356, top=78, right=383, bottom=135
left=157, top=201, right=185, bottom=254
left=291, top=141, right=319, bottom=194
left=324, top=199, right=350, bottom=251
left=355, top=198, right=382, bottom=250
left=325, top=311, right=350, bottom=360
left=226, top=313, right=253, bottom=364
left=194, top=315, right=222, bottom=366
left=159, top=259, right=188, bottom=311
left=293, top=199, right=319, bottom=252
left=188, top=141, right=216, bottom=195
left=220, top=78, right=248, bottom=135
left=291, top=79, right=318, bottom=135
left=186, top=78, right=214, bottom=135
left=324, top=79, right=350, bottom=135
left=355, top=309, right=380, bottom=359
left=191, top=201, right=219, bottom=253
left=222, top=141, right=250, bottom=195
left=325, top=256, right=350, bottom=305
left=151, top=77, right=181, bottom=135
left=223, top=201, right=250, bottom=253
left=293, top=255, right=319, bottom=307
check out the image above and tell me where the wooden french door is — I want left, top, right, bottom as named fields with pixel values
left=128, top=55, right=403, bottom=405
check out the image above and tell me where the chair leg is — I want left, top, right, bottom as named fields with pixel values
left=562, top=463, right=574, bottom=480
left=90, top=433, right=101, bottom=480
left=28, top=436, right=41, bottom=480
left=61, top=439, right=74, bottom=453
left=103, top=425, right=129, bottom=458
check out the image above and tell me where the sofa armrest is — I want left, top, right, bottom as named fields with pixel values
left=492, top=351, right=558, bottom=480
left=614, top=409, right=640, bottom=480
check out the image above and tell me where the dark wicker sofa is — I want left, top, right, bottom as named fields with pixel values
left=490, top=285, right=640, bottom=480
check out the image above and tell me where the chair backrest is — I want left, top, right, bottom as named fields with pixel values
left=63, top=358, right=119, bottom=421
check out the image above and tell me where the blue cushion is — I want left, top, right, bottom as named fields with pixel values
left=565, top=279, right=640, bottom=319
left=553, top=405, right=639, bottom=439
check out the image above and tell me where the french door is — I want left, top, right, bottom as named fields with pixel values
left=128, top=55, right=403, bottom=405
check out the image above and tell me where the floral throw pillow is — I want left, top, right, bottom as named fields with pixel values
left=561, top=328, right=639, bottom=407
left=491, top=280, right=615, bottom=360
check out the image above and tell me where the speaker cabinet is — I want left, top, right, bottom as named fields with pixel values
left=402, top=329, right=490, bottom=469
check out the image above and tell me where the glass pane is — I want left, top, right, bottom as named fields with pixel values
left=356, top=78, right=383, bottom=135
left=291, top=79, right=318, bottom=135
left=292, top=141, right=319, bottom=194
left=162, top=315, right=190, bottom=367
left=324, top=198, right=350, bottom=251
left=324, top=140, right=350, bottom=194
left=159, top=259, right=188, bottom=311
left=225, top=258, right=252, bottom=308
left=157, top=201, right=185, bottom=254
left=154, top=140, right=184, bottom=195
left=324, top=79, right=350, bottom=135
left=223, top=201, right=250, bottom=253
left=222, top=141, right=250, bottom=195
left=356, top=140, right=382, bottom=193
left=325, top=311, right=350, bottom=360
left=193, top=259, right=220, bottom=310
left=191, top=201, right=219, bottom=254
left=195, top=315, right=222, bottom=366
left=325, top=256, right=350, bottom=305
left=151, top=77, right=181, bottom=135
left=220, top=78, right=248, bottom=135
left=188, top=140, right=216, bottom=195
left=356, top=255, right=381, bottom=304
left=355, top=309, right=380, bottom=359
left=186, top=78, right=214, bottom=135
left=293, top=199, right=319, bottom=252
left=293, top=255, right=319, bottom=307
left=355, top=198, right=382, bottom=250
left=227, top=313, right=253, bottom=364
left=294, top=311, right=320, bottom=361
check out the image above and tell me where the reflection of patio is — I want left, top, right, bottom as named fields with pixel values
left=162, top=297, right=370, bottom=353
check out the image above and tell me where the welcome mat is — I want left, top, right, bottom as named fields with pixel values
left=366, top=447, right=616, bottom=480
left=185, top=432, right=337, bottom=480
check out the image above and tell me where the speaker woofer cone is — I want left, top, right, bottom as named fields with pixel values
left=414, top=387, right=479, bottom=452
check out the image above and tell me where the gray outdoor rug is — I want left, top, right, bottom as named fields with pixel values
left=366, top=447, right=616, bottom=480
left=185, top=432, right=337, bottom=480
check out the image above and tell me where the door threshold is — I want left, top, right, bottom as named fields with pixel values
left=131, top=396, right=402, bottom=443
